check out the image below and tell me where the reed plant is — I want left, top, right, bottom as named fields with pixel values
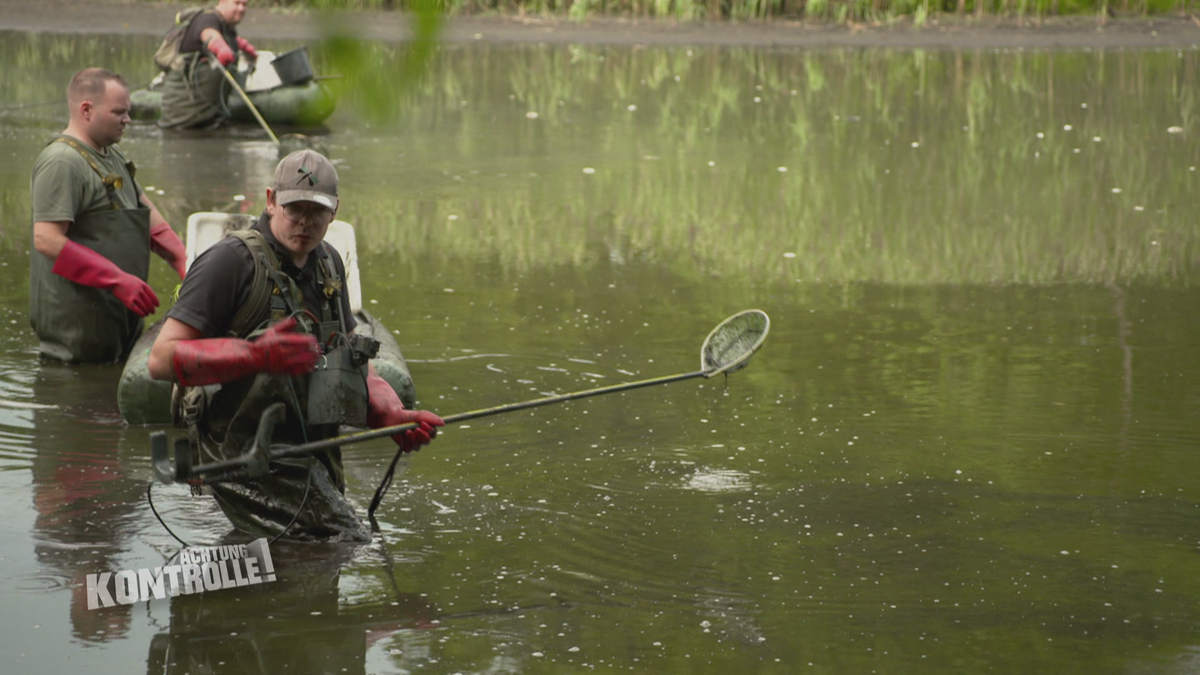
left=251, top=0, right=1198, bottom=21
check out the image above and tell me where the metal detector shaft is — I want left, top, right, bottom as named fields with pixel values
left=266, top=369, right=708, bottom=462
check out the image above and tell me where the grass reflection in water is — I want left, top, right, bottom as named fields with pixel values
left=331, top=44, right=1200, bottom=285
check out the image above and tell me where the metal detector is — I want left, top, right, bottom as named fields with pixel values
left=151, top=309, right=770, bottom=487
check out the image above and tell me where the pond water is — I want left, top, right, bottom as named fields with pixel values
left=1, top=29, right=1199, bottom=675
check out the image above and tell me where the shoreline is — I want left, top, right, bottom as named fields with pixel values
left=1, top=1, right=1199, bottom=49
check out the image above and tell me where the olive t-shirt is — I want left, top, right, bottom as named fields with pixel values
left=30, top=135, right=142, bottom=223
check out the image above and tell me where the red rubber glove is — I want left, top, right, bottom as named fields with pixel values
left=236, top=37, right=258, bottom=61
left=52, top=240, right=158, bottom=317
left=171, top=317, right=319, bottom=386
left=207, top=39, right=236, bottom=67
left=149, top=222, right=187, bottom=280
left=366, top=373, right=444, bottom=453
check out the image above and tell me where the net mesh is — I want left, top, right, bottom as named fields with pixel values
left=701, top=310, right=770, bottom=376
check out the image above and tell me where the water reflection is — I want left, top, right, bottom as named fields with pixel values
left=123, top=135, right=285, bottom=224
left=146, top=542, right=438, bottom=675
left=683, top=466, right=753, bottom=493
left=27, top=362, right=141, bottom=643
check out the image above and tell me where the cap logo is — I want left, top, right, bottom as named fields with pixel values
left=295, top=165, right=317, bottom=187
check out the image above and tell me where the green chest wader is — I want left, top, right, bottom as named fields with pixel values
left=29, top=140, right=150, bottom=363
left=158, top=53, right=230, bottom=130
left=178, top=231, right=373, bottom=541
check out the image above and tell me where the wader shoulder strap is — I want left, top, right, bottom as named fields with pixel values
left=53, top=137, right=123, bottom=210
left=225, top=231, right=349, bottom=339
left=314, top=243, right=349, bottom=333
left=226, top=229, right=286, bottom=338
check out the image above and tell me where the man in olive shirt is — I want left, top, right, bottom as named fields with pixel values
left=159, top=0, right=258, bottom=130
left=30, top=68, right=187, bottom=363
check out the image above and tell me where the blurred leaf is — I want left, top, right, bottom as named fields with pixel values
left=317, top=0, right=443, bottom=123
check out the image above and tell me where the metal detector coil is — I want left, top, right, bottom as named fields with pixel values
left=151, top=403, right=285, bottom=485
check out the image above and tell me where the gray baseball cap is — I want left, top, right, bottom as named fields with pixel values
left=272, top=149, right=338, bottom=209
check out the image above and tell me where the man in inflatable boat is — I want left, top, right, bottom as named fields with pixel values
left=157, top=0, right=260, bottom=130
left=147, top=149, right=443, bottom=541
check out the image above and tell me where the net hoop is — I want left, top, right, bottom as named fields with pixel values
left=700, top=309, right=770, bottom=378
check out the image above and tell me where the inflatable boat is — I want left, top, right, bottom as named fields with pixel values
left=130, top=48, right=337, bottom=127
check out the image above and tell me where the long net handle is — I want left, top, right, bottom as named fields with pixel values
left=268, top=369, right=706, bottom=462
left=220, top=66, right=280, bottom=146
left=272, top=310, right=771, bottom=462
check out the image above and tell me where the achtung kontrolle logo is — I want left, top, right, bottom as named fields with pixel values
left=86, top=538, right=277, bottom=610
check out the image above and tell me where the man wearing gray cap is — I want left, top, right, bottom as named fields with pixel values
left=148, top=149, right=443, bottom=541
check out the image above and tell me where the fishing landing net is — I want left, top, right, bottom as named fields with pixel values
left=701, top=309, right=770, bottom=377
